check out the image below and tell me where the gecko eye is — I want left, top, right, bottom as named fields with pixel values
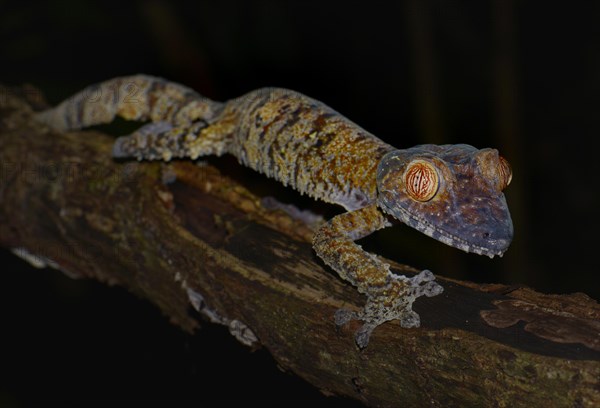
left=404, top=160, right=439, bottom=202
left=476, top=149, right=512, bottom=192
left=498, top=155, right=512, bottom=190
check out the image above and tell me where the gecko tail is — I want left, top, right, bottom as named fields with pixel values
left=35, top=75, right=230, bottom=162
left=35, top=75, right=222, bottom=132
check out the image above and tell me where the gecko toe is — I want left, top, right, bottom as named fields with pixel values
left=355, top=323, right=376, bottom=349
left=334, top=309, right=374, bottom=348
left=409, top=269, right=444, bottom=298
left=399, top=310, right=420, bottom=328
left=334, top=308, right=357, bottom=326
left=424, top=281, right=444, bottom=297
left=412, top=269, right=436, bottom=284
left=112, top=136, right=130, bottom=158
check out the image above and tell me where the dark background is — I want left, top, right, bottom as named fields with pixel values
left=1, top=1, right=598, bottom=406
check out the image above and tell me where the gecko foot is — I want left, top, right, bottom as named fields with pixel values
left=113, top=121, right=174, bottom=159
left=336, top=270, right=443, bottom=349
left=334, top=308, right=358, bottom=326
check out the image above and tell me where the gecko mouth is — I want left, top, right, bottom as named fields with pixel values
left=381, top=204, right=510, bottom=259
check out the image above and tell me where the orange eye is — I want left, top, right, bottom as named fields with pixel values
left=498, top=156, right=512, bottom=190
left=404, top=160, right=439, bottom=202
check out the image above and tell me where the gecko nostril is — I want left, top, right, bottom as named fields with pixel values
left=482, top=232, right=490, bottom=239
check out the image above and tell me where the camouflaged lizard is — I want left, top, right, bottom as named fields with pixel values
left=35, top=75, right=514, bottom=348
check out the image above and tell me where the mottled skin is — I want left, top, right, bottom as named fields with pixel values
left=36, top=75, right=513, bottom=347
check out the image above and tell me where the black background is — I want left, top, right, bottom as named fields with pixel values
left=1, top=1, right=599, bottom=406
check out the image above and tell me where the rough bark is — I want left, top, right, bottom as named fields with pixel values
left=1, top=86, right=598, bottom=407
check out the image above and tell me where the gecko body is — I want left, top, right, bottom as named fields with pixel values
left=36, top=75, right=513, bottom=347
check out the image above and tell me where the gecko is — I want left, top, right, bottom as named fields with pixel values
left=35, top=75, right=513, bottom=348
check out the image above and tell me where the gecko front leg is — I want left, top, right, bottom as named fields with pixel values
left=313, top=204, right=443, bottom=348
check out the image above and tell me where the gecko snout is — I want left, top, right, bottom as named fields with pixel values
left=478, top=229, right=512, bottom=256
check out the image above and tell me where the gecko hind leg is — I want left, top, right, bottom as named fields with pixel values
left=113, top=120, right=228, bottom=161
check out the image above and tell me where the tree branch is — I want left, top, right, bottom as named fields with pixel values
left=1, top=86, right=598, bottom=407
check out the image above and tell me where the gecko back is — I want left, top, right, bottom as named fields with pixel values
left=37, top=75, right=394, bottom=210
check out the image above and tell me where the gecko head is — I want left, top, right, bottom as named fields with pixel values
left=376, top=144, right=513, bottom=258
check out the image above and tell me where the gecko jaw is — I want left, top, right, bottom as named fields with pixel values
left=380, top=204, right=507, bottom=258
